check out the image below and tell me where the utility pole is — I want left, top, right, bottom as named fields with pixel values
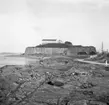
left=107, top=49, right=108, bottom=53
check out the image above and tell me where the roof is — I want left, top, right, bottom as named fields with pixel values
left=42, top=39, right=57, bottom=41
left=36, top=43, right=96, bottom=49
left=36, top=43, right=72, bottom=48
left=73, top=45, right=82, bottom=47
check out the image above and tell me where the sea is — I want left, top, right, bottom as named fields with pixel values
left=0, top=54, right=39, bottom=67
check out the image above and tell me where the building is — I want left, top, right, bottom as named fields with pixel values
left=42, top=39, right=57, bottom=44
left=25, top=42, right=96, bottom=56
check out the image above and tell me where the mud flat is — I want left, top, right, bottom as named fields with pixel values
left=0, top=56, right=109, bottom=105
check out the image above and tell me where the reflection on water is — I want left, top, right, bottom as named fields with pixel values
left=0, top=55, right=39, bottom=67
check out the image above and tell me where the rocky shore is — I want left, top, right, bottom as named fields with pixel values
left=0, top=56, right=109, bottom=105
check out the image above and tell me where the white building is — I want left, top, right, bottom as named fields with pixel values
left=42, top=39, right=57, bottom=44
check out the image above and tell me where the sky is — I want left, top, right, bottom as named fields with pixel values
left=0, top=0, right=109, bottom=53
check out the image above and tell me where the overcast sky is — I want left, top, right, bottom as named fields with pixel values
left=0, top=0, right=109, bottom=52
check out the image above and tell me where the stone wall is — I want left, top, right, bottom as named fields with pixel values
left=25, top=46, right=96, bottom=56
left=25, top=47, right=68, bottom=55
left=67, top=46, right=96, bottom=55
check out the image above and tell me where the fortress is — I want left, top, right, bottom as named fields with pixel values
left=25, top=39, right=96, bottom=56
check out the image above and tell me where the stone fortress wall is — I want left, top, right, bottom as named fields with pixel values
left=25, top=45, right=96, bottom=56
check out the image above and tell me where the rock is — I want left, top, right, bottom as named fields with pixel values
left=47, top=79, right=64, bottom=87
left=88, top=100, right=107, bottom=105
left=79, top=82, right=96, bottom=89
left=105, top=67, right=109, bottom=71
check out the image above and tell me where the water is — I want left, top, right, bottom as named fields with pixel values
left=0, top=54, right=39, bottom=67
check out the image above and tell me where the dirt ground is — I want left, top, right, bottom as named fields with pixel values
left=0, top=56, right=109, bottom=105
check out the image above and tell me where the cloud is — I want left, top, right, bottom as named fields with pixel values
left=27, top=0, right=109, bottom=18
left=46, top=0, right=109, bottom=3
left=0, top=0, right=27, bottom=14
left=0, top=0, right=108, bottom=14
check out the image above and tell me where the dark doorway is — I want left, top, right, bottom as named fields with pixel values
left=89, top=51, right=96, bottom=55
left=78, top=52, right=87, bottom=55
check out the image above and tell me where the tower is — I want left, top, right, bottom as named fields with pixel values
left=101, top=42, right=104, bottom=53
